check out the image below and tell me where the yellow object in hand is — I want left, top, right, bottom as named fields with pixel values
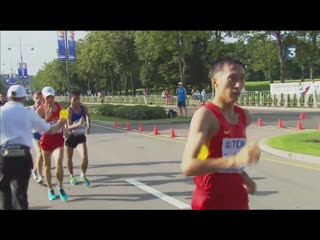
left=59, top=109, right=69, bottom=119
left=198, top=144, right=209, bottom=161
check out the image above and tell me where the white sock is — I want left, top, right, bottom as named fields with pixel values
left=80, top=173, right=85, bottom=177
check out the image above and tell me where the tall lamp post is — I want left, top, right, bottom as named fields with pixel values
left=8, top=38, right=34, bottom=88
left=65, top=31, right=70, bottom=95
left=0, top=31, right=2, bottom=83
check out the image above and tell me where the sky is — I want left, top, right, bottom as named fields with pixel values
left=0, top=31, right=88, bottom=76
left=0, top=31, right=238, bottom=77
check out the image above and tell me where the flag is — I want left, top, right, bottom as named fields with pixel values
left=23, top=63, right=28, bottom=79
left=18, top=63, right=23, bottom=79
left=57, top=31, right=66, bottom=61
left=5, top=76, right=17, bottom=87
left=17, top=63, right=28, bottom=79
left=68, top=31, right=76, bottom=61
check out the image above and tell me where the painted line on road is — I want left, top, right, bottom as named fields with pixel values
left=126, top=178, right=191, bottom=209
left=92, top=123, right=320, bottom=171
left=261, top=157, right=320, bottom=171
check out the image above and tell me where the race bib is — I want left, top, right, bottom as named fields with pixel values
left=71, top=118, right=87, bottom=135
left=222, top=138, right=246, bottom=156
left=49, top=120, right=62, bottom=133
left=220, top=138, right=246, bottom=173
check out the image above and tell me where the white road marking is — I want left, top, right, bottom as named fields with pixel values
left=126, top=178, right=191, bottom=210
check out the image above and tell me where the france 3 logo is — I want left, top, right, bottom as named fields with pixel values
left=286, top=45, right=296, bottom=60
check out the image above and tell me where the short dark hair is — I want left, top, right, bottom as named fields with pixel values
left=209, top=56, right=244, bottom=79
left=71, top=90, right=81, bottom=97
left=33, top=91, right=42, bottom=96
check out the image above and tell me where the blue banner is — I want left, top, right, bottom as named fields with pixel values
left=5, top=76, right=17, bottom=87
left=18, top=64, right=22, bottom=78
left=68, top=31, right=76, bottom=62
left=23, top=63, right=28, bottom=79
left=17, top=63, right=28, bottom=79
left=57, top=31, right=66, bottom=61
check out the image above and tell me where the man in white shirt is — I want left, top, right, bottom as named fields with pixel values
left=0, top=85, right=67, bottom=210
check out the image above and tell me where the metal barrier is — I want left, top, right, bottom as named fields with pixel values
left=55, top=91, right=320, bottom=108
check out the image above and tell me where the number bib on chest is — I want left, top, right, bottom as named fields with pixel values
left=219, top=138, right=246, bottom=173
left=71, top=119, right=87, bottom=135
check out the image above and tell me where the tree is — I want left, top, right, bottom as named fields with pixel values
left=247, top=35, right=278, bottom=83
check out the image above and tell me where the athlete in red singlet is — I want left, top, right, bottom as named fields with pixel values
left=36, top=86, right=68, bottom=202
left=181, top=57, right=261, bottom=210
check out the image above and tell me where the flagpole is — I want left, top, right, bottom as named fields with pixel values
left=0, top=31, right=2, bottom=82
left=65, top=31, right=70, bottom=95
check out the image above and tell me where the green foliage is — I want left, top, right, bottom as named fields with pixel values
left=24, top=100, right=34, bottom=106
left=89, top=104, right=167, bottom=120
left=267, top=131, right=320, bottom=156
left=57, top=101, right=70, bottom=109
left=33, top=31, right=320, bottom=95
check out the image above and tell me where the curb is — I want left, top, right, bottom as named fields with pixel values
left=259, top=138, right=320, bottom=164
left=242, top=106, right=320, bottom=112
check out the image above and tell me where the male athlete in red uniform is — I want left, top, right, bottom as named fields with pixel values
left=37, top=86, right=68, bottom=201
left=181, top=57, right=260, bottom=210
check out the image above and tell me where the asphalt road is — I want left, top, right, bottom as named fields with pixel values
left=27, top=110, right=320, bottom=209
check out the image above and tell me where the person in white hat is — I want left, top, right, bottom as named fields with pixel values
left=36, top=86, right=68, bottom=201
left=27, top=91, right=45, bottom=184
left=0, top=85, right=66, bottom=209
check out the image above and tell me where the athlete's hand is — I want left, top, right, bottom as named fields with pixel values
left=243, top=178, right=257, bottom=195
left=64, top=129, right=70, bottom=138
left=232, top=142, right=261, bottom=167
left=86, top=127, right=90, bottom=134
left=57, top=118, right=67, bottom=129
left=76, top=117, right=84, bottom=127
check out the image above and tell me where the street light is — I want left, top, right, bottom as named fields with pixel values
left=0, top=31, right=2, bottom=83
left=7, top=38, right=34, bottom=87
left=64, top=31, right=70, bottom=95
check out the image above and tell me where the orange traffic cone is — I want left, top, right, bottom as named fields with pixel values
left=257, top=118, right=263, bottom=126
left=299, top=112, right=305, bottom=119
left=277, top=119, right=284, bottom=128
left=296, top=120, right=303, bottom=130
left=126, top=123, right=131, bottom=130
left=153, top=125, right=160, bottom=135
left=139, top=123, right=144, bottom=132
left=170, top=128, right=176, bottom=138
left=114, top=121, right=119, bottom=128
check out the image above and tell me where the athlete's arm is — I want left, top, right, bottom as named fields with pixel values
left=243, top=108, right=252, bottom=127
left=83, top=104, right=91, bottom=134
left=181, top=107, right=235, bottom=176
left=30, top=109, right=66, bottom=135
left=241, top=108, right=257, bottom=194
left=67, top=107, right=84, bottom=130
left=241, top=170, right=257, bottom=194
left=181, top=107, right=260, bottom=176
